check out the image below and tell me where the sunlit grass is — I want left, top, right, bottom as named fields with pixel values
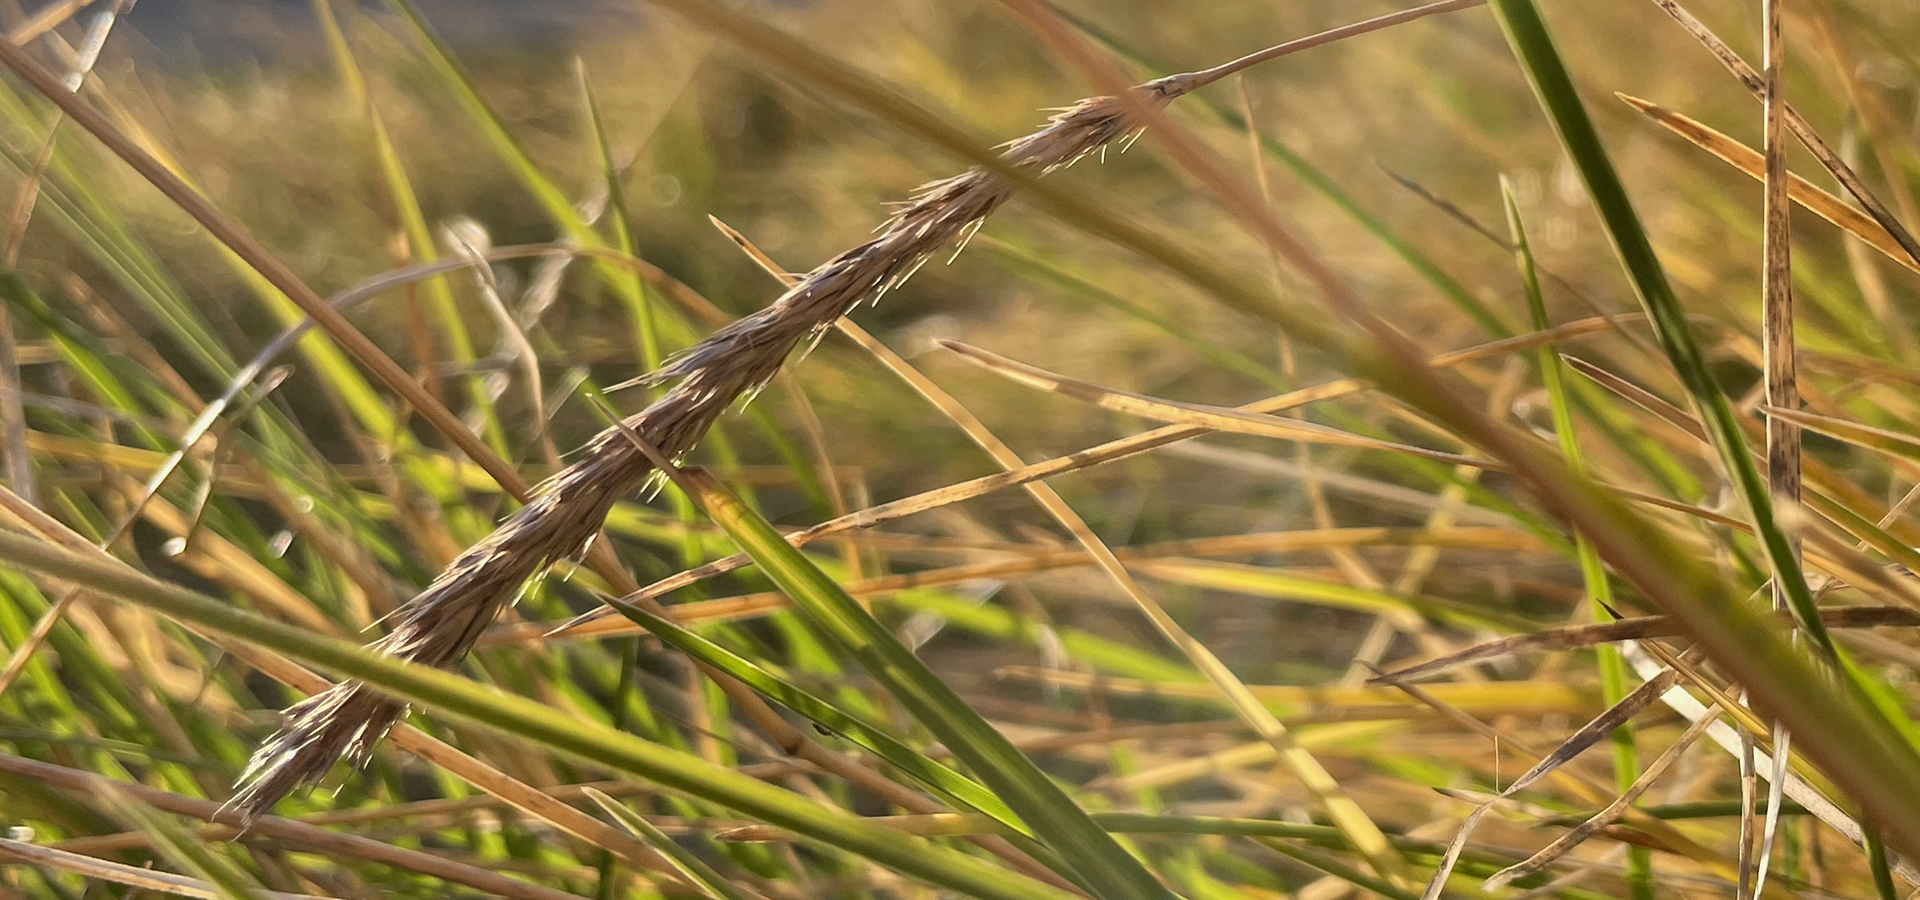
left=0, top=0, right=1917, bottom=898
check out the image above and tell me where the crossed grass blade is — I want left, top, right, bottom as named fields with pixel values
left=95, top=786, right=270, bottom=900
left=0, top=528, right=1087, bottom=900
left=1617, top=94, right=1920, bottom=275
left=0, top=751, right=618, bottom=900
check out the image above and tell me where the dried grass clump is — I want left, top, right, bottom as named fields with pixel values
left=227, top=75, right=1198, bottom=820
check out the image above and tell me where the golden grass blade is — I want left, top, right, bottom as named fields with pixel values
left=1501, top=669, right=1683, bottom=799
left=1567, top=358, right=1920, bottom=577
left=939, top=340, right=1505, bottom=471
left=0, top=529, right=1094, bottom=900
left=1000, top=6, right=1920, bottom=863
left=0, top=836, right=328, bottom=900
left=208, top=0, right=1464, bottom=816
left=5, top=0, right=96, bottom=45
left=1642, top=0, right=1920, bottom=267
left=995, top=669, right=1598, bottom=717
left=1375, top=669, right=1748, bottom=880
left=1373, top=606, right=1920, bottom=683
left=1618, top=93, right=1919, bottom=274
left=702, top=218, right=1409, bottom=887
left=664, top=465, right=1167, bottom=900
left=706, top=215, right=1482, bottom=871
left=0, top=34, right=532, bottom=501
left=0, top=754, right=591, bottom=900
left=0, top=484, right=685, bottom=883
left=1760, top=405, right=1920, bottom=460
left=587, top=400, right=1093, bottom=891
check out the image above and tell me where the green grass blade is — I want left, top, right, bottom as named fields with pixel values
left=1485, top=0, right=1830, bottom=651
left=585, top=787, right=757, bottom=900
left=0, top=529, right=1083, bottom=900
left=600, top=597, right=1029, bottom=833
left=314, top=0, right=508, bottom=459
left=1503, top=177, right=1650, bottom=900
left=382, top=0, right=701, bottom=350
left=678, top=467, right=1179, bottom=900
left=103, top=788, right=268, bottom=900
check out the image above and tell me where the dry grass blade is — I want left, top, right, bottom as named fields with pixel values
left=1417, top=800, right=1495, bottom=900
left=1160, top=0, right=1487, bottom=92
left=1499, top=669, right=1682, bottom=799
left=1566, top=356, right=1920, bottom=576
left=1641, top=0, right=1920, bottom=267
left=5, top=0, right=96, bottom=45
left=0, top=30, right=534, bottom=500
left=582, top=402, right=1089, bottom=893
left=1754, top=1, right=1797, bottom=891
left=1395, top=663, right=1677, bottom=897
left=1484, top=705, right=1722, bottom=891
left=510, top=526, right=1536, bottom=643
left=557, top=317, right=1621, bottom=624
left=0, top=754, right=592, bottom=900
left=1616, top=93, right=1919, bottom=274
left=0, top=836, right=333, bottom=900
left=1613, top=643, right=1896, bottom=877
left=998, top=4, right=1920, bottom=859
left=1561, top=354, right=1707, bottom=441
left=1372, top=606, right=1920, bottom=682
left=998, top=669, right=1597, bottom=716
left=940, top=340, right=1506, bottom=471
left=940, top=343, right=1778, bottom=539
left=1374, top=668, right=1741, bottom=879
left=1759, top=405, right=1920, bottom=459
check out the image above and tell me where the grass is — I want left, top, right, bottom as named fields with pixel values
left=0, top=0, right=1919, bottom=898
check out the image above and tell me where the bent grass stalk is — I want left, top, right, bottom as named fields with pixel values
left=201, top=15, right=1456, bottom=823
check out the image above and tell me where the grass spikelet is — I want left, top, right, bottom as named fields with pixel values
left=227, top=53, right=1237, bottom=821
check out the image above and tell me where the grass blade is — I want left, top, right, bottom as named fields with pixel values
left=0, top=528, right=1086, bottom=900
left=585, top=787, right=760, bottom=900
left=597, top=596, right=1029, bottom=833
left=1503, top=176, right=1651, bottom=900
left=673, top=466, right=1175, bottom=900
left=1486, top=0, right=1837, bottom=646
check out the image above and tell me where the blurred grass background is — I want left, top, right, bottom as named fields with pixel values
left=0, top=0, right=1918, bottom=897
